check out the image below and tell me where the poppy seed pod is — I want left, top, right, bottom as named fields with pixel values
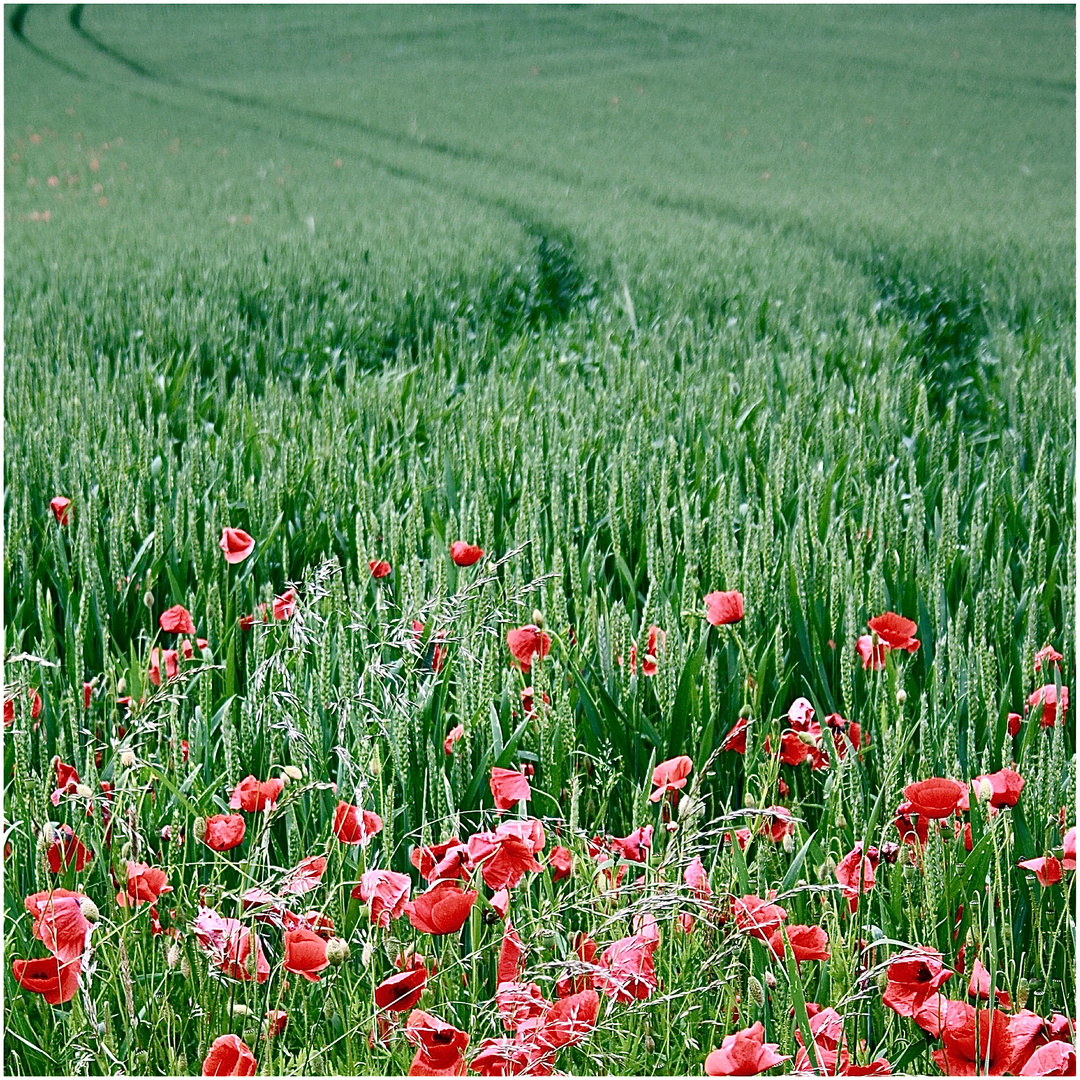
left=748, top=974, right=765, bottom=1006
left=79, top=898, right=100, bottom=922
left=326, top=938, right=350, bottom=966
left=193, top=817, right=207, bottom=842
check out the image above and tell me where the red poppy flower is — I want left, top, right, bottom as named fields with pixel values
left=649, top=755, right=692, bottom=802
left=280, top=855, right=328, bottom=896
left=405, top=1010, right=470, bottom=1076
left=354, top=869, right=412, bottom=928
left=282, top=908, right=335, bottom=939
left=148, top=646, right=180, bottom=687
left=405, top=880, right=478, bottom=935
left=203, top=814, right=246, bottom=852
left=835, top=843, right=877, bottom=912
left=46, top=825, right=93, bottom=873
left=489, top=767, right=532, bottom=811
left=202, top=1034, right=257, bottom=1076
left=469, top=1039, right=536, bottom=1077
left=767, top=923, right=830, bottom=962
left=411, top=838, right=471, bottom=882
left=793, top=1007, right=850, bottom=1074
left=229, top=775, right=284, bottom=813
left=733, top=895, right=787, bottom=942
left=50, top=757, right=81, bottom=807
left=159, top=604, right=195, bottom=634
left=609, top=825, right=653, bottom=863
left=506, top=625, right=550, bottom=673
left=759, top=806, right=796, bottom=843
left=704, top=1021, right=790, bottom=1076
left=549, top=846, right=572, bottom=882
left=1028, top=684, right=1069, bottom=727
left=494, top=920, right=525, bottom=987
left=443, top=724, right=464, bottom=754
left=193, top=910, right=271, bottom=982
left=855, top=633, right=886, bottom=670
left=26, top=889, right=94, bottom=963
left=704, top=590, right=744, bottom=626
left=596, top=931, right=658, bottom=1003
left=931, top=1001, right=1013, bottom=1076
left=902, top=777, right=966, bottom=819
left=1018, top=856, right=1063, bottom=886
left=721, top=716, right=749, bottom=754
left=1008, top=711, right=1023, bottom=737
left=219, top=527, right=255, bottom=564
left=867, top=612, right=920, bottom=652
left=972, top=768, right=1024, bottom=809
left=376, top=966, right=428, bottom=1012
left=881, top=948, right=953, bottom=1018
left=272, top=589, right=297, bottom=620
left=283, top=926, right=330, bottom=982
left=1034, top=644, right=1064, bottom=672
left=967, top=958, right=1012, bottom=1007
left=466, top=828, right=544, bottom=891
left=50, top=496, right=72, bottom=525
left=118, top=860, right=172, bottom=907
left=11, top=955, right=81, bottom=1004
left=495, top=980, right=550, bottom=1034
left=332, top=801, right=382, bottom=845
left=450, top=542, right=484, bottom=566
left=535, top=988, right=600, bottom=1050
left=369, top=559, right=391, bottom=579
left=1063, top=826, right=1076, bottom=870
left=265, top=1010, right=289, bottom=1038
left=1020, top=1041, right=1077, bottom=1076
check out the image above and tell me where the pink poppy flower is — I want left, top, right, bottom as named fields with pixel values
left=229, top=775, right=284, bottom=813
left=649, top=755, right=692, bottom=802
left=202, top=1034, right=257, bottom=1076
left=705, top=1021, right=790, bottom=1076
left=332, top=802, right=382, bottom=845
left=704, top=590, right=744, bottom=626
left=972, top=768, right=1024, bottom=808
left=1062, top=826, right=1076, bottom=871
left=203, top=814, right=246, bottom=851
left=835, top=842, right=877, bottom=912
left=272, top=589, right=296, bottom=620
left=280, top=855, right=328, bottom=895
left=1018, top=856, right=1063, bottom=886
left=219, top=527, right=255, bottom=564
left=856, top=634, right=887, bottom=670
left=354, top=869, right=412, bottom=928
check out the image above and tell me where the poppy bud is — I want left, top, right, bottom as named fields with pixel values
left=230, top=1004, right=252, bottom=1018
left=75, top=783, right=93, bottom=799
left=763, top=972, right=777, bottom=990
left=975, top=778, right=994, bottom=805
left=835, top=815, right=848, bottom=831
left=361, top=937, right=375, bottom=967
left=645, top=1036, right=655, bottom=1053
left=744, top=795, right=757, bottom=809
left=117, top=678, right=127, bottom=696
left=532, top=609, right=545, bottom=629
left=739, top=704, right=753, bottom=719
left=80, top=897, right=100, bottom=922
left=880, top=841, right=900, bottom=865
left=166, top=942, right=181, bottom=969
left=326, top=938, right=350, bottom=966
left=782, top=833, right=795, bottom=853
left=120, top=750, right=136, bottom=769
left=1016, top=978, right=1029, bottom=1011
left=283, top=765, right=303, bottom=782
left=896, top=689, right=907, bottom=704
left=193, top=817, right=207, bottom=842
left=748, top=974, right=765, bottom=1006
left=180, top=955, right=191, bottom=978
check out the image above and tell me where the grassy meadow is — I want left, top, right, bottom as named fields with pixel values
left=3, top=5, right=1076, bottom=1076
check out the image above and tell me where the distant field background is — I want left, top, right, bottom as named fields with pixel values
left=4, top=5, right=1076, bottom=1077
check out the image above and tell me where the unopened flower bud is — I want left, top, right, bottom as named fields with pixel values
left=896, top=689, right=907, bottom=704
left=796, top=730, right=818, bottom=746
left=75, top=783, right=93, bottom=799
left=283, top=764, right=303, bottom=781
left=763, top=971, right=778, bottom=990
left=782, top=833, right=795, bottom=853
left=644, top=1036, right=655, bottom=1053
left=120, top=750, right=137, bottom=769
left=192, top=817, right=207, bottom=843
left=748, top=974, right=765, bottom=1006
left=179, top=954, right=191, bottom=978
left=166, top=942, right=181, bottom=970
left=361, top=936, right=375, bottom=967
left=229, top=1003, right=252, bottom=1018
left=79, top=898, right=100, bottom=922
left=143, top=590, right=155, bottom=609
left=739, top=704, right=753, bottom=719
left=743, top=795, right=757, bottom=809
left=116, top=678, right=127, bottom=696
left=326, top=938, right=351, bottom=966
left=532, top=609, right=545, bottom=629
left=42, top=821, right=59, bottom=845
left=975, top=778, right=994, bottom=805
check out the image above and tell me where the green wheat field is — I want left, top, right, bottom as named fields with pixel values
left=4, top=5, right=1075, bottom=1076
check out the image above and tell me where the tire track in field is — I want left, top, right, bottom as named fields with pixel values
left=63, top=2, right=796, bottom=248
left=7, top=5, right=86, bottom=81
